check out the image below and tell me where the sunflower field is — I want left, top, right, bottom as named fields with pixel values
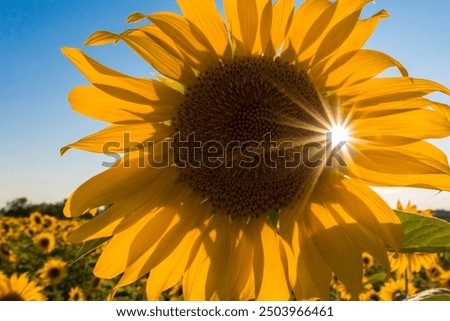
left=0, top=211, right=147, bottom=301
left=0, top=202, right=449, bottom=301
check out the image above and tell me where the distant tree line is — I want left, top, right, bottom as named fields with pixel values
left=0, top=197, right=66, bottom=219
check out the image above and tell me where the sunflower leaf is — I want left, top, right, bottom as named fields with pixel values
left=365, top=272, right=386, bottom=285
left=407, top=288, right=450, bottom=301
left=393, top=210, right=450, bottom=253
left=69, top=237, right=111, bottom=266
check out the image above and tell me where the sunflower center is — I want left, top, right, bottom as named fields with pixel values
left=174, top=57, right=326, bottom=218
left=49, top=267, right=61, bottom=279
left=1, top=243, right=9, bottom=256
left=0, top=292, right=24, bottom=301
left=40, top=238, right=50, bottom=248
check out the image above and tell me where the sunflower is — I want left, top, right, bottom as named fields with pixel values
left=396, top=200, right=434, bottom=217
left=332, top=276, right=372, bottom=301
left=389, top=202, right=439, bottom=276
left=42, top=215, right=57, bottom=229
left=438, top=271, right=450, bottom=289
left=37, top=258, right=67, bottom=286
left=90, top=276, right=103, bottom=290
left=362, top=252, right=374, bottom=270
left=68, top=287, right=85, bottom=301
left=0, top=273, right=46, bottom=301
left=62, top=0, right=450, bottom=300
left=426, top=262, right=444, bottom=282
left=389, top=252, right=438, bottom=276
left=378, top=278, right=417, bottom=301
left=0, top=243, right=17, bottom=264
left=29, top=211, right=43, bottom=227
left=33, top=232, right=56, bottom=254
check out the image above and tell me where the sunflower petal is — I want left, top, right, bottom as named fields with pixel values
left=149, top=12, right=219, bottom=70
left=352, top=109, right=450, bottom=140
left=61, top=47, right=183, bottom=105
left=337, top=78, right=450, bottom=101
left=119, top=30, right=196, bottom=85
left=68, top=86, right=175, bottom=124
left=224, top=0, right=259, bottom=56
left=306, top=203, right=363, bottom=298
left=84, top=30, right=120, bottom=46
left=60, top=123, right=171, bottom=155
left=251, top=221, right=290, bottom=300
left=63, top=153, right=176, bottom=217
left=327, top=203, right=390, bottom=272
left=313, top=50, right=408, bottom=89
left=290, top=221, right=332, bottom=300
left=269, top=0, right=294, bottom=55
left=177, top=0, right=231, bottom=59
left=281, top=0, right=334, bottom=63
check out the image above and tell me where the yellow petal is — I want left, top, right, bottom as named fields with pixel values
left=63, top=152, right=177, bottom=217
left=216, top=224, right=255, bottom=300
left=269, top=0, right=294, bottom=55
left=352, top=109, right=450, bottom=140
left=84, top=30, right=120, bottom=46
left=145, top=230, right=200, bottom=300
left=306, top=203, right=363, bottom=298
left=176, top=0, right=231, bottom=59
left=67, top=168, right=180, bottom=241
left=300, top=0, right=374, bottom=68
left=290, top=221, right=332, bottom=300
left=61, top=47, right=183, bottom=105
left=60, top=122, right=171, bottom=155
left=130, top=25, right=188, bottom=75
left=224, top=0, right=258, bottom=56
left=322, top=10, right=390, bottom=69
left=309, top=8, right=360, bottom=67
left=119, top=30, right=197, bottom=86
left=332, top=177, right=405, bottom=251
left=251, top=221, right=290, bottom=300
left=68, top=86, right=175, bottom=124
left=350, top=163, right=450, bottom=192
left=313, top=50, right=408, bottom=89
left=93, top=210, right=158, bottom=278
left=182, top=241, right=210, bottom=300
left=149, top=12, right=219, bottom=71
left=327, top=203, right=390, bottom=272
left=346, top=97, right=432, bottom=117
left=128, top=199, right=208, bottom=275
left=256, top=0, right=273, bottom=55
left=281, top=0, right=334, bottom=63
left=337, top=77, right=450, bottom=101
left=126, top=12, right=150, bottom=24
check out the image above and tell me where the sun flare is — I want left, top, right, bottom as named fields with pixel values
left=330, top=125, right=350, bottom=148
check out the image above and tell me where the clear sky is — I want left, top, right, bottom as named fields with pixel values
left=0, top=0, right=449, bottom=210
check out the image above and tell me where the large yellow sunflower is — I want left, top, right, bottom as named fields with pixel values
left=62, top=0, right=450, bottom=300
left=0, top=273, right=46, bottom=301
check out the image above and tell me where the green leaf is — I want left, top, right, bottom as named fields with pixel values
left=365, top=272, right=386, bottom=285
left=69, top=237, right=111, bottom=266
left=394, top=210, right=450, bottom=253
left=408, top=288, right=450, bottom=301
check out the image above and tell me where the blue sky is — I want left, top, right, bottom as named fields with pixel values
left=0, top=0, right=449, bottom=210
